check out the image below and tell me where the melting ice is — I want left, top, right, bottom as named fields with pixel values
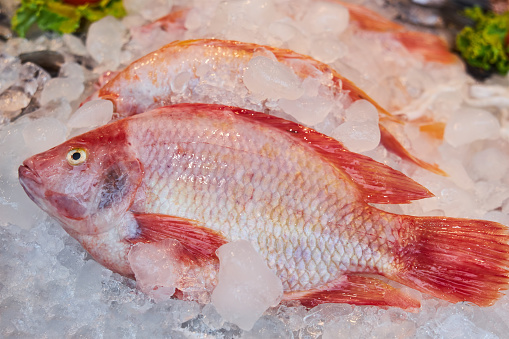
left=2, top=0, right=509, bottom=337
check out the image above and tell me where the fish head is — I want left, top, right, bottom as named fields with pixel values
left=18, top=121, right=143, bottom=237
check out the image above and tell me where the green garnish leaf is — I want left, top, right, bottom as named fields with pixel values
left=11, top=0, right=126, bottom=38
left=456, top=7, right=509, bottom=75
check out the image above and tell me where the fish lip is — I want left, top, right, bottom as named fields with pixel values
left=18, top=163, right=43, bottom=202
left=18, top=163, right=42, bottom=185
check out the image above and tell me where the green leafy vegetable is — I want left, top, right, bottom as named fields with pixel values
left=12, top=0, right=126, bottom=37
left=456, top=7, right=509, bottom=75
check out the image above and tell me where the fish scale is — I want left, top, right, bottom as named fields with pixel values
left=127, top=109, right=392, bottom=291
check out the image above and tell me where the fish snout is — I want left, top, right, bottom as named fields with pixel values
left=18, top=159, right=44, bottom=202
left=19, top=158, right=43, bottom=184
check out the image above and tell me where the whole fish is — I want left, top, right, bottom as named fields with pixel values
left=91, top=38, right=446, bottom=175
left=19, top=103, right=509, bottom=308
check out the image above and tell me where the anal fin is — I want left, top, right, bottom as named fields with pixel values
left=128, top=213, right=228, bottom=260
left=283, top=275, right=421, bottom=311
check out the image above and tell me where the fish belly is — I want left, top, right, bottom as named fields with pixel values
left=127, top=110, right=395, bottom=291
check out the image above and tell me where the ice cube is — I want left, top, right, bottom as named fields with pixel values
left=172, top=299, right=201, bottom=324
left=437, top=313, right=498, bottom=339
left=243, top=315, right=291, bottom=339
left=184, top=8, right=203, bottom=31
left=475, top=181, right=509, bottom=213
left=128, top=239, right=182, bottom=302
left=201, top=303, right=225, bottom=330
left=17, top=62, right=51, bottom=96
left=243, top=56, right=304, bottom=101
left=332, top=120, right=381, bottom=153
left=60, top=62, right=85, bottom=82
left=124, top=0, right=174, bottom=21
left=86, top=16, right=126, bottom=69
left=209, top=0, right=279, bottom=39
left=279, top=95, right=334, bottom=125
left=345, top=100, right=379, bottom=123
left=67, top=99, right=113, bottom=129
left=31, top=99, right=73, bottom=123
left=22, top=117, right=67, bottom=155
left=211, top=240, right=283, bottom=331
left=0, top=88, right=30, bottom=112
left=267, top=20, right=299, bottom=46
left=63, top=34, right=88, bottom=56
left=122, top=14, right=147, bottom=29
left=0, top=180, right=45, bottom=229
left=0, top=54, right=21, bottom=94
left=483, top=211, right=509, bottom=226
left=75, top=260, right=108, bottom=300
left=444, top=108, right=500, bottom=147
left=469, top=147, right=509, bottom=182
left=171, top=72, right=191, bottom=94
left=310, top=38, right=347, bottom=64
left=40, top=78, right=85, bottom=106
left=441, top=158, right=475, bottom=190
left=440, top=185, right=478, bottom=218
left=301, top=1, right=349, bottom=36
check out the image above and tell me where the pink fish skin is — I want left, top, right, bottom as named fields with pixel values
left=91, top=38, right=446, bottom=175
left=19, top=103, right=509, bottom=309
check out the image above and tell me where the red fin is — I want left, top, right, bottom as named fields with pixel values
left=337, top=1, right=404, bottom=32
left=379, top=124, right=447, bottom=176
left=419, top=122, right=446, bottom=140
left=227, top=106, right=433, bottom=204
left=128, top=213, right=228, bottom=259
left=393, top=215, right=509, bottom=306
left=393, top=31, right=458, bottom=65
left=284, top=274, right=420, bottom=310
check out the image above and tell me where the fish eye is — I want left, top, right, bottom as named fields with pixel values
left=67, top=148, right=87, bottom=166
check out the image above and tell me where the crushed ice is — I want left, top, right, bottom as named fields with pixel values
left=1, top=0, right=509, bottom=337
left=212, top=240, right=283, bottom=331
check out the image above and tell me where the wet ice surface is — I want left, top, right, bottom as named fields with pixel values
left=2, top=0, right=509, bottom=337
left=212, top=240, right=283, bottom=331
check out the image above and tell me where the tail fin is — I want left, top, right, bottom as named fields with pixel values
left=392, top=215, right=509, bottom=306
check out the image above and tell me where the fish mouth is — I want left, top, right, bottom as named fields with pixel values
left=18, top=162, right=43, bottom=203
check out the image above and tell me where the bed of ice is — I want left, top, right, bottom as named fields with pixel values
left=2, top=0, right=509, bottom=337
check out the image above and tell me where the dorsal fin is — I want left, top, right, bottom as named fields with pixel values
left=224, top=106, right=433, bottom=204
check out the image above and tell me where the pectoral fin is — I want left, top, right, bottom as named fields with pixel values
left=283, top=274, right=420, bottom=311
left=128, top=213, right=228, bottom=260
